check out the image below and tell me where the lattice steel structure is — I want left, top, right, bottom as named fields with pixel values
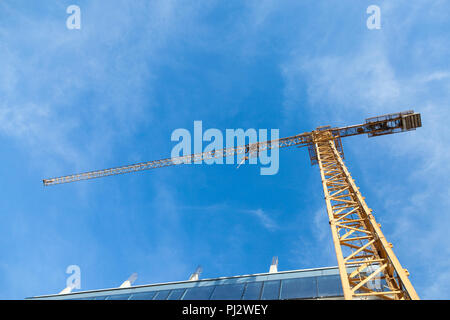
left=43, top=111, right=422, bottom=300
left=314, top=129, right=418, bottom=300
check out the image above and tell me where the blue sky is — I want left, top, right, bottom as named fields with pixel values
left=0, top=0, right=449, bottom=299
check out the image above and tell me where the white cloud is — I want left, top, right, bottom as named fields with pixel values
left=281, top=43, right=403, bottom=127
left=179, top=203, right=279, bottom=232
left=421, top=71, right=450, bottom=83
left=0, top=1, right=210, bottom=176
left=287, top=207, right=336, bottom=269
left=243, top=208, right=278, bottom=231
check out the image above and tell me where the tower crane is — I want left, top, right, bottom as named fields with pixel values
left=43, top=110, right=422, bottom=300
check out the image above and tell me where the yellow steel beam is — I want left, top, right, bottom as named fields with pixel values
left=314, top=130, right=419, bottom=300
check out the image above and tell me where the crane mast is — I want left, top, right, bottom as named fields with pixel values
left=43, top=110, right=422, bottom=300
left=314, top=129, right=418, bottom=299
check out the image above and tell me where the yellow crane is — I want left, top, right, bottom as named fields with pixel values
left=43, top=110, right=422, bottom=300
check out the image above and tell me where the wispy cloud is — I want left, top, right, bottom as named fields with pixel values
left=177, top=203, right=279, bottom=232
left=287, top=206, right=335, bottom=269
left=0, top=1, right=208, bottom=175
left=241, top=208, right=278, bottom=231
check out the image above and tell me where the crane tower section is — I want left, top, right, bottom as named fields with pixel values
left=313, top=128, right=419, bottom=299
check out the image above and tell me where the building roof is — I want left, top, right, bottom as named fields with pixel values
left=28, top=266, right=344, bottom=300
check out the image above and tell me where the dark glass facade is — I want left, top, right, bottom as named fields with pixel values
left=28, top=266, right=344, bottom=300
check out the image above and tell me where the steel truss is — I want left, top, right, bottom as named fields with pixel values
left=314, top=130, right=419, bottom=300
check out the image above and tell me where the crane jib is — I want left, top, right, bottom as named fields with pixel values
left=42, top=111, right=421, bottom=186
